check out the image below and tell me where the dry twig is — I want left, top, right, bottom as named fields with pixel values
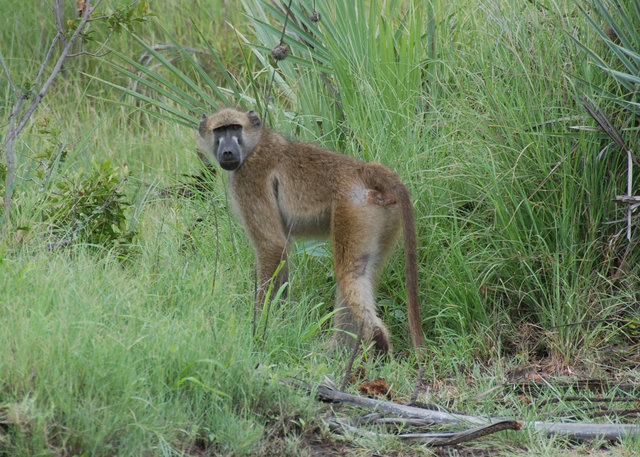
left=327, top=417, right=520, bottom=446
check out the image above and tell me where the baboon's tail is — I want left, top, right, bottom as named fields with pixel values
left=392, top=180, right=426, bottom=349
left=361, top=164, right=425, bottom=350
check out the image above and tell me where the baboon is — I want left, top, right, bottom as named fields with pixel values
left=197, top=108, right=425, bottom=352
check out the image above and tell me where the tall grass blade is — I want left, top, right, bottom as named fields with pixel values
left=85, top=72, right=198, bottom=127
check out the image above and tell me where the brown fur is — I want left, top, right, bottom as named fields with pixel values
left=197, top=108, right=425, bottom=352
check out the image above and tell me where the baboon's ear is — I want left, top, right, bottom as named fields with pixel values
left=198, top=115, right=208, bottom=137
left=247, top=110, right=261, bottom=128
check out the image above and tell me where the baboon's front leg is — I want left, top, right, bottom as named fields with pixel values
left=254, top=244, right=289, bottom=309
left=234, top=189, right=290, bottom=312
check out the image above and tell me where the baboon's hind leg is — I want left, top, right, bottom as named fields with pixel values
left=330, top=190, right=400, bottom=352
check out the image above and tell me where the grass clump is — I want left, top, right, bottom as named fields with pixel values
left=0, top=220, right=316, bottom=456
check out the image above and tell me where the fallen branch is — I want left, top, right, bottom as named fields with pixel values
left=532, top=421, right=640, bottom=441
left=328, top=417, right=520, bottom=446
left=286, top=379, right=640, bottom=442
left=289, top=380, right=494, bottom=425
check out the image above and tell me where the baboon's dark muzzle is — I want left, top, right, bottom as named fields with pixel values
left=219, top=157, right=241, bottom=170
left=217, top=132, right=242, bottom=170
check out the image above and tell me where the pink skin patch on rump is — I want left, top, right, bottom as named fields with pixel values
left=365, top=189, right=397, bottom=207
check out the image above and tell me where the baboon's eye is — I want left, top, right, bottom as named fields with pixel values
left=230, top=124, right=241, bottom=131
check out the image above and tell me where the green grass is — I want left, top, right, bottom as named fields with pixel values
left=2, top=0, right=640, bottom=455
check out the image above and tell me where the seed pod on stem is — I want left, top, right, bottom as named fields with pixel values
left=270, top=43, right=290, bottom=61
left=308, top=11, right=321, bottom=22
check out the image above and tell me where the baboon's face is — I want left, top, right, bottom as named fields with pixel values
left=212, top=124, right=244, bottom=171
left=197, top=110, right=262, bottom=172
